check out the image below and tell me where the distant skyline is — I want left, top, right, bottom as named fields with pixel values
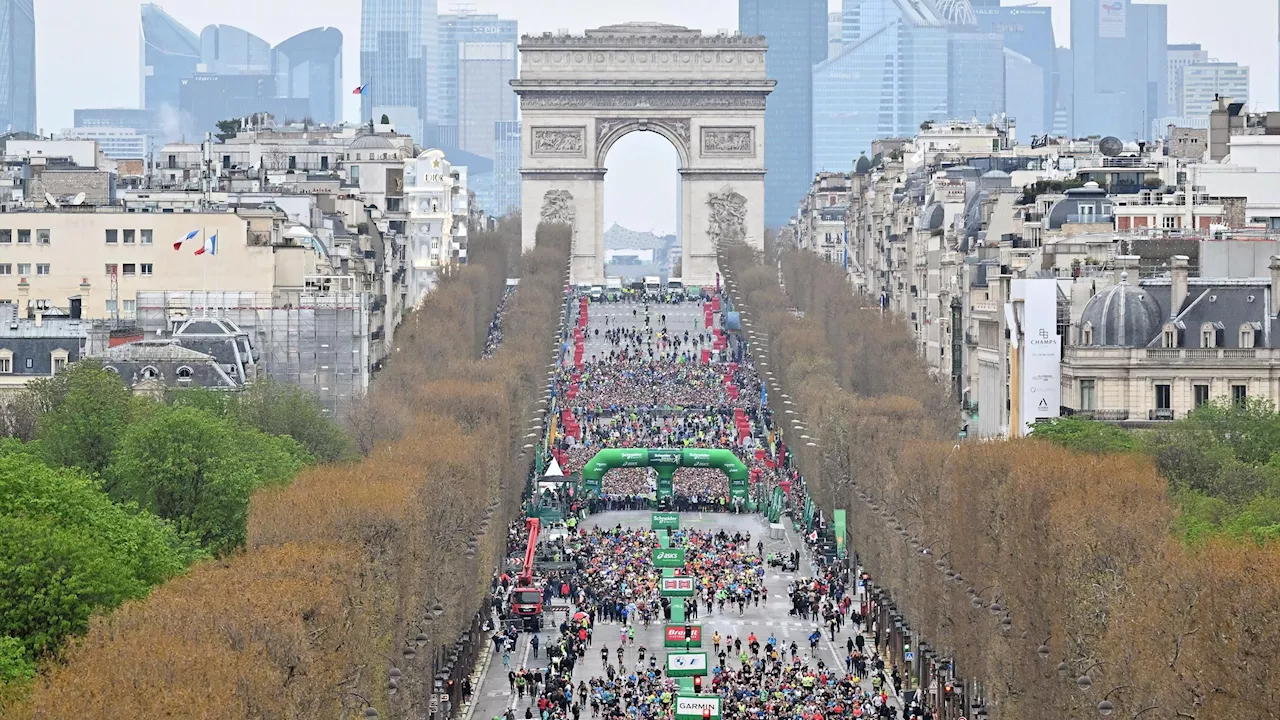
left=32, top=0, right=1280, bottom=234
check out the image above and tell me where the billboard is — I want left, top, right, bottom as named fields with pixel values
left=652, top=548, right=687, bottom=568
left=1013, top=279, right=1061, bottom=436
left=675, top=695, right=721, bottom=720
left=665, top=625, right=703, bottom=647
left=1098, top=0, right=1127, bottom=39
left=661, top=576, right=696, bottom=597
left=666, top=652, right=709, bottom=677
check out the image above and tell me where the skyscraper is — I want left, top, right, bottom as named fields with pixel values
left=141, top=3, right=200, bottom=115
left=1166, top=43, right=1208, bottom=115
left=974, top=3, right=1056, bottom=137
left=1181, top=62, right=1250, bottom=119
left=274, top=28, right=344, bottom=125
left=813, top=0, right=948, bottom=171
left=1070, top=0, right=1168, bottom=140
left=740, top=0, right=827, bottom=228
left=0, top=0, right=34, bottom=133
left=1005, top=48, right=1046, bottom=135
left=360, top=0, right=438, bottom=142
left=948, top=27, right=1004, bottom=123
left=438, top=15, right=517, bottom=150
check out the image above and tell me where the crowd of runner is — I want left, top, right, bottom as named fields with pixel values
left=483, top=286, right=517, bottom=359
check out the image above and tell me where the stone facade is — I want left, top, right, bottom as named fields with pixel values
left=513, top=23, right=774, bottom=283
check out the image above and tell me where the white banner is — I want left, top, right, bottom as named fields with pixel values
left=666, top=653, right=708, bottom=672
left=1098, top=0, right=1126, bottom=39
left=675, top=696, right=721, bottom=717
left=1013, top=279, right=1061, bottom=436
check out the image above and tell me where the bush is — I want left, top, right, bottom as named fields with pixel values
left=1029, top=417, right=1141, bottom=454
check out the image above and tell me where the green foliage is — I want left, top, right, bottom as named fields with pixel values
left=380, top=113, right=391, bottom=125
left=1030, top=417, right=1140, bottom=454
left=0, top=636, right=33, bottom=685
left=0, top=453, right=201, bottom=670
left=170, top=381, right=353, bottom=463
left=108, top=405, right=309, bottom=555
left=35, top=363, right=136, bottom=479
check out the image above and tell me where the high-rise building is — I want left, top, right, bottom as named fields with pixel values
left=1070, top=0, right=1168, bottom=140
left=740, top=0, right=827, bottom=228
left=200, top=25, right=272, bottom=75
left=828, top=12, right=843, bottom=59
left=1054, top=46, right=1073, bottom=136
left=141, top=3, right=200, bottom=115
left=948, top=27, right=1005, bottom=123
left=360, top=0, right=438, bottom=143
left=813, top=0, right=948, bottom=171
left=0, top=0, right=34, bottom=134
left=1167, top=43, right=1208, bottom=115
left=974, top=4, right=1055, bottom=137
left=1181, top=62, right=1250, bottom=119
left=492, top=120, right=521, bottom=217
left=1005, top=48, right=1046, bottom=136
left=273, top=28, right=344, bottom=125
left=438, top=15, right=517, bottom=150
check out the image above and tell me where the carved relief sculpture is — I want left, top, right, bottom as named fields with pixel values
left=702, top=128, right=754, bottom=155
left=532, top=127, right=586, bottom=155
left=540, top=190, right=577, bottom=227
left=706, top=190, right=748, bottom=246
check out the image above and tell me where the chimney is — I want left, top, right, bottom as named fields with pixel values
left=34, top=310, right=42, bottom=328
left=1171, top=255, right=1189, bottom=317
left=1271, top=256, right=1280, bottom=312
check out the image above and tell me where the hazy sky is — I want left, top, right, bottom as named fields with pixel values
left=35, top=0, right=1280, bottom=234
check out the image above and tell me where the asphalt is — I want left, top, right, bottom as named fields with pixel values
left=462, top=510, right=898, bottom=720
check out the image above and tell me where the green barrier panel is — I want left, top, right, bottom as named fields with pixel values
left=670, top=598, right=685, bottom=623
left=833, top=509, right=847, bottom=559
left=581, top=448, right=750, bottom=500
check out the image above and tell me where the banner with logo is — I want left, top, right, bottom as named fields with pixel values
left=664, top=625, right=703, bottom=648
left=652, top=548, right=687, bottom=568
left=1013, top=278, right=1061, bottom=436
left=1098, top=0, right=1126, bottom=39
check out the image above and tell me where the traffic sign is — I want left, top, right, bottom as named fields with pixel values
left=904, top=651, right=915, bottom=662
left=652, top=547, right=687, bottom=568
left=675, top=694, right=721, bottom=720
left=664, top=624, right=703, bottom=648
left=651, top=512, right=681, bottom=530
left=666, top=652, right=709, bottom=677
left=661, top=576, right=696, bottom=597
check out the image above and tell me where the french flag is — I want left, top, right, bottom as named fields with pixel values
left=173, top=229, right=199, bottom=251
left=194, top=233, right=218, bottom=256
left=352, top=83, right=368, bottom=95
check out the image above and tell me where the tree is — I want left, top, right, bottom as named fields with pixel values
left=380, top=113, right=391, bottom=125
left=35, top=364, right=135, bottom=479
left=1029, top=417, right=1141, bottom=454
left=0, top=634, right=33, bottom=686
left=108, top=405, right=307, bottom=554
left=171, top=381, right=351, bottom=463
left=215, top=119, right=242, bottom=142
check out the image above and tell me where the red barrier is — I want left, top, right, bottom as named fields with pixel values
left=700, top=349, right=711, bottom=364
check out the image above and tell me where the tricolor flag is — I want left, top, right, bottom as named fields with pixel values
left=173, top=229, right=199, bottom=251
left=194, top=233, right=218, bottom=256
left=352, top=83, right=368, bottom=95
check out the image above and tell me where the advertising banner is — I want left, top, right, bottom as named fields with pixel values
left=833, top=509, right=847, bottom=559
left=665, top=652, right=709, bottom=677
left=661, top=576, right=696, bottom=597
left=675, top=695, right=722, bottom=720
left=1098, top=0, right=1126, bottom=39
left=651, top=512, right=680, bottom=530
left=664, top=625, right=703, bottom=648
left=652, top=548, right=687, bottom=568
left=1013, top=278, right=1062, bottom=436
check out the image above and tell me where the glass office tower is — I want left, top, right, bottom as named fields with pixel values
left=274, top=28, right=344, bottom=125
left=0, top=0, right=34, bottom=133
left=141, top=3, right=200, bottom=114
left=360, top=0, right=438, bottom=142
left=740, top=0, right=828, bottom=228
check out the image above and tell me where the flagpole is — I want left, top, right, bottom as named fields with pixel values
left=202, top=227, right=207, bottom=318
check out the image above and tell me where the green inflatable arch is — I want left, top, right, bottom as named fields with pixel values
left=581, top=448, right=750, bottom=503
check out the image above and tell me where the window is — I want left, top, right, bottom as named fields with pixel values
left=350, top=165, right=359, bottom=182
left=1163, top=215, right=1178, bottom=229
left=35, top=264, right=49, bottom=276
left=51, top=350, right=68, bottom=375
left=1194, top=384, right=1210, bottom=408
left=16, top=230, right=29, bottom=244
left=0, top=230, right=9, bottom=244
left=123, top=229, right=135, bottom=244
left=321, top=156, right=330, bottom=170
left=288, top=155, right=297, bottom=170
left=0, top=350, right=10, bottom=373
left=1077, top=203, right=1095, bottom=219
left=104, top=299, right=117, bottom=314
left=122, top=299, right=136, bottom=315
left=167, top=154, right=177, bottom=169
left=24, top=358, right=32, bottom=370
left=1080, top=379, right=1096, bottom=411
left=141, top=229, right=153, bottom=245
left=1081, top=322, right=1094, bottom=345
left=36, top=229, right=49, bottom=245
left=122, top=263, right=136, bottom=276
left=222, top=155, right=231, bottom=169
left=0, top=264, right=9, bottom=276
left=1232, top=384, right=1248, bottom=406
left=1240, top=324, right=1257, bottom=349
left=141, top=366, right=159, bottom=380
left=105, top=263, right=118, bottom=276
left=177, top=366, right=194, bottom=380
left=1200, top=323, right=1217, bottom=349
left=16, top=264, right=30, bottom=276
left=141, top=263, right=153, bottom=276
left=105, top=229, right=118, bottom=244
left=1163, top=326, right=1177, bottom=348
left=1154, top=383, right=1172, bottom=411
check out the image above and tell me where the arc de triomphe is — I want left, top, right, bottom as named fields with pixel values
left=512, top=23, right=774, bottom=285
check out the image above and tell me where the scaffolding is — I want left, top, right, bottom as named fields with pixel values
left=136, top=284, right=370, bottom=414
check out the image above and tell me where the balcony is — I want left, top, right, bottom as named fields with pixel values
left=1148, top=409, right=1175, bottom=421
left=1144, top=348, right=1257, bottom=361
left=1065, top=214, right=1114, bottom=225
left=1070, top=409, right=1130, bottom=422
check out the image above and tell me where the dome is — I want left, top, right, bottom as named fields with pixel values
left=855, top=154, right=872, bottom=174
left=921, top=203, right=945, bottom=231
left=1078, top=276, right=1162, bottom=347
left=348, top=134, right=394, bottom=150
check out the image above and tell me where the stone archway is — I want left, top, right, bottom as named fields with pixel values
left=513, top=22, right=774, bottom=284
